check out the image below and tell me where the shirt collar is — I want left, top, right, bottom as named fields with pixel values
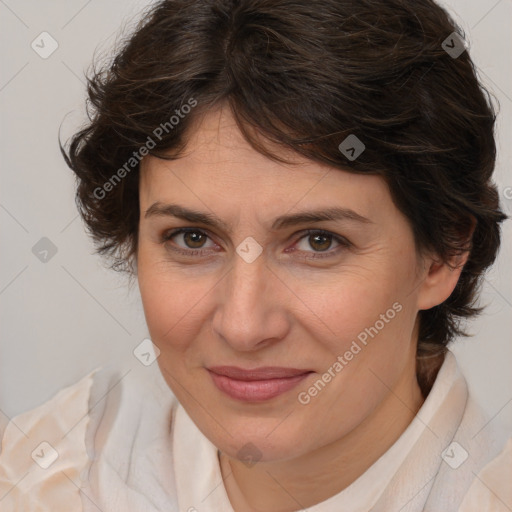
left=172, top=350, right=467, bottom=511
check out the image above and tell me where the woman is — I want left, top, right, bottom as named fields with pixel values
left=0, top=0, right=510, bottom=510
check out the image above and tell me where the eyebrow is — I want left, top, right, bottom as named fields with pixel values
left=144, top=202, right=373, bottom=232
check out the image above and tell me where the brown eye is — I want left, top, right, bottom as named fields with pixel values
left=161, top=228, right=216, bottom=254
left=182, top=230, right=207, bottom=249
left=293, top=229, right=350, bottom=259
left=308, top=232, right=332, bottom=252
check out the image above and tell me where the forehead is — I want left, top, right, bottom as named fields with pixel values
left=139, top=106, right=392, bottom=222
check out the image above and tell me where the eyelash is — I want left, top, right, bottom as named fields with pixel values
left=160, top=228, right=351, bottom=260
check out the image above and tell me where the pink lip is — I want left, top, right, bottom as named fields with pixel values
left=207, top=366, right=313, bottom=402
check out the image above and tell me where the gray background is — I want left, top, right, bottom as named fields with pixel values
left=1, top=0, right=511, bottom=436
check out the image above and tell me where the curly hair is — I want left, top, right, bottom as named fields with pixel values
left=61, top=0, right=507, bottom=391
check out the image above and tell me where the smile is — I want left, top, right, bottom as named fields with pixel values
left=207, top=366, right=314, bottom=402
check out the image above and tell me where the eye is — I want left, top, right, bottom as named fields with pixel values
left=160, top=227, right=350, bottom=260
left=161, top=228, right=218, bottom=256
left=291, top=229, right=350, bottom=259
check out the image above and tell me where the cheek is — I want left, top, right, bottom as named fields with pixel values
left=298, top=265, right=410, bottom=351
left=137, top=253, right=214, bottom=354
left=137, top=248, right=181, bottom=343
left=295, top=261, right=418, bottom=403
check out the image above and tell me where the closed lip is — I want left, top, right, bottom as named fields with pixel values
left=207, top=366, right=313, bottom=380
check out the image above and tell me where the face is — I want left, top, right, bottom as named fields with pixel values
left=137, top=105, right=430, bottom=463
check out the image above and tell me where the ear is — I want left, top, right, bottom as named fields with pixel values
left=416, top=217, right=476, bottom=311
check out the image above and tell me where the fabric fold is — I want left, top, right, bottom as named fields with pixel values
left=0, top=368, right=100, bottom=512
left=0, top=351, right=509, bottom=512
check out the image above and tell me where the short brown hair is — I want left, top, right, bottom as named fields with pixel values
left=61, top=0, right=508, bottom=382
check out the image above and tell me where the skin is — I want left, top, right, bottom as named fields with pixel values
left=136, top=105, right=468, bottom=511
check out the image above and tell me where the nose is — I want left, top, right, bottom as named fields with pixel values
left=211, top=250, right=291, bottom=352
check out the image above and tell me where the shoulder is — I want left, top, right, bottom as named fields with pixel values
left=0, top=363, right=185, bottom=511
left=0, top=366, right=113, bottom=511
left=457, top=436, right=512, bottom=512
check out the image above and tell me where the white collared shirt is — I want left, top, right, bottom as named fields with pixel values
left=0, top=351, right=510, bottom=511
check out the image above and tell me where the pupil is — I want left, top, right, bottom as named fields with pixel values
left=311, top=233, right=331, bottom=251
left=183, top=232, right=332, bottom=251
left=185, top=231, right=204, bottom=248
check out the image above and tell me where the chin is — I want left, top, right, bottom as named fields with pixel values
left=212, top=418, right=314, bottom=463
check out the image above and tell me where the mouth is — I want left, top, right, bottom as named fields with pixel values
left=207, top=366, right=314, bottom=402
